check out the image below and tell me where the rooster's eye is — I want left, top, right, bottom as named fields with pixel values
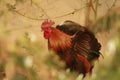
left=48, top=27, right=52, bottom=31
left=44, top=27, right=52, bottom=33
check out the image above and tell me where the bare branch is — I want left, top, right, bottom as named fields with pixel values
left=31, top=0, right=51, bottom=19
left=11, top=5, right=89, bottom=21
left=90, top=0, right=96, bottom=15
left=105, top=0, right=117, bottom=11
left=52, top=5, right=88, bottom=19
left=14, top=10, right=46, bottom=20
left=109, top=0, right=116, bottom=10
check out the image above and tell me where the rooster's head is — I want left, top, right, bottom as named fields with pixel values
left=41, top=20, right=55, bottom=39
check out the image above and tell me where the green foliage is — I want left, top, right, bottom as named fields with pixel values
left=91, top=10, right=120, bottom=33
left=0, top=63, right=6, bottom=79
left=11, top=73, right=28, bottom=80
left=44, top=52, right=65, bottom=70
left=0, top=32, right=78, bottom=80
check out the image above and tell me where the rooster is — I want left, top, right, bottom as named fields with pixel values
left=41, top=20, right=102, bottom=78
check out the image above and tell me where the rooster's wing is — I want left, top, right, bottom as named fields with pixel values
left=56, top=20, right=101, bottom=77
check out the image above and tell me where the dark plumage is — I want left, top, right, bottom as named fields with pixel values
left=41, top=20, right=102, bottom=78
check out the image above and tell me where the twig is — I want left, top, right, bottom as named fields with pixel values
left=109, top=0, right=116, bottom=10
left=52, top=6, right=88, bottom=19
left=85, top=0, right=98, bottom=26
left=90, top=0, right=96, bottom=15
left=94, top=0, right=99, bottom=20
left=14, top=10, right=46, bottom=20
left=104, top=0, right=109, bottom=9
left=31, top=0, right=51, bottom=19
left=12, top=5, right=89, bottom=20
left=85, top=0, right=100, bottom=26
left=105, top=0, right=117, bottom=11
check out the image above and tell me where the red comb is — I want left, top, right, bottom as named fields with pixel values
left=41, top=20, right=55, bottom=30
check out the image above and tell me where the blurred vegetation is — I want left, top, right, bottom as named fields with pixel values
left=93, top=21, right=120, bottom=80
left=0, top=32, right=79, bottom=80
left=91, top=8, right=120, bottom=33
left=0, top=0, right=120, bottom=80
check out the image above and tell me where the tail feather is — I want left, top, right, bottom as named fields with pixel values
left=76, top=54, right=90, bottom=73
left=60, top=51, right=91, bottom=78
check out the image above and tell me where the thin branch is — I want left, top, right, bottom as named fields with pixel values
left=109, top=0, right=116, bottom=10
left=4, top=0, right=96, bottom=32
left=85, top=0, right=91, bottom=26
left=14, top=10, right=46, bottom=20
left=31, top=0, right=51, bottom=19
left=12, top=5, right=89, bottom=20
left=104, top=0, right=109, bottom=9
left=85, top=0, right=100, bottom=26
left=52, top=6, right=88, bottom=19
left=90, top=0, right=96, bottom=15
left=85, top=0, right=97, bottom=26
left=105, top=0, right=117, bottom=11
left=94, top=0, right=99, bottom=20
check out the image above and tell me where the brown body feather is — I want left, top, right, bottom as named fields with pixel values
left=41, top=20, right=101, bottom=78
left=48, top=27, right=73, bottom=52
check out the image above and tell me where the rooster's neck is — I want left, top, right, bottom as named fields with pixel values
left=49, top=27, right=72, bottom=52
